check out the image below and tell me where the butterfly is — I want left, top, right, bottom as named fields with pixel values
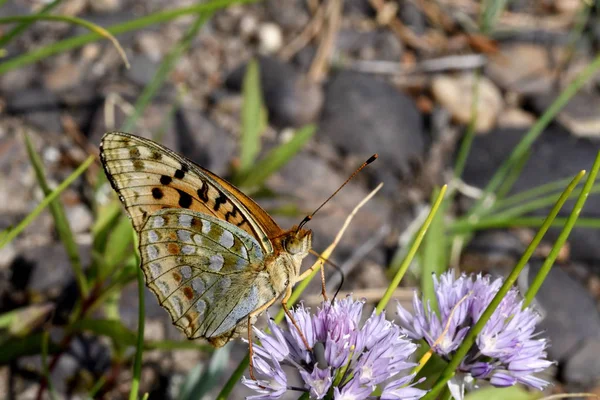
left=99, top=131, right=317, bottom=350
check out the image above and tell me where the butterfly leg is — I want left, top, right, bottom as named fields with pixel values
left=298, top=251, right=329, bottom=301
left=247, top=315, right=259, bottom=382
left=280, top=285, right=312, bottom=351
left=246, top=294, right=281, bottom=382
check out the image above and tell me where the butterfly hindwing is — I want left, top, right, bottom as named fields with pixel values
left=140, top=209, right=277, bottom=339
left=100, top=131, right=282, bottom=252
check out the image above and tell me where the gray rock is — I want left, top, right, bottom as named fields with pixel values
left=563, top=339, right=600, bottom=388
left=225, top=56, right=324, bottom=128
left=174, top=109, right=237, bottom=177
left=462, top=126, right=600, bottom=262
left=319, top=70, right=425, bottom=193
left=5, top=88, right=63, bottom=133
left=526, top=262, right=600, bottom=363
left=126, top=54, right=160, bottom=87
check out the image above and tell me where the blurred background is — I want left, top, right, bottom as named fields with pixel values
left=1, top=0, right=600, bottom=398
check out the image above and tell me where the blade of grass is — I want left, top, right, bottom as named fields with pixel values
left=23, top=132, right=88, bottom=296
left=421, top=171, right=585, bottom=399
left=0, top=0, right=258, bottom=75
left=494, top=150, right=530, bottom=201
left=493, top=176, right=576, bottom=210
left=452, top=73, right=480, bottom=180
left=0, top=0, right=62, bottom=48
left=467, top=53, right=600, bottom=219
left=0, top=14, right=129, bottom=68
left=0, top=155, right=95, bottom=249
left=239, top=59, right=266, bottom=173
left=237, top=124, right=316, bottom=188
left=525, top=154, right=600, bottom=306
left=41, top=331, right=58, bottom=400
left=420, top=187, right=447, bottom=311
left=121, top=12, right=208, bottom=132
left=216, top=182, right=383, bottom=400
left=376, top=185, right=448, bottom=314
left=451, top=216, right=600, bottom=233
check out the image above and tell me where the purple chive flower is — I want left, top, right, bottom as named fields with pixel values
left=243, top=296, right=427, bottom=400
left=396, top=271, right=553, bottom=393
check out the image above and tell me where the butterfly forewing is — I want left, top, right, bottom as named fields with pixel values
left=140, top=209, right=277, bottom=339
left=100, top=131, right=282, bottom=252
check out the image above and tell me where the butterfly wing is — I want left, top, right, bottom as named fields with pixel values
left=100, top=131, right=283, bottom=252
left=140, top=208, right=278, bottom=340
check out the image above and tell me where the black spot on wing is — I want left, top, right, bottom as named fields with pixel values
left=197, top=181, right=209, bottom=202
left=177, top=189, right=192, bottom=208
left=174, top=169, right=185, bottom=179
left=152, top=188, right=164, bottom=199
left=224, top=207, right=238, bottom=222
left=214, top=190, right=227, bottom=211
left=160, top=175, right=172, bottom=185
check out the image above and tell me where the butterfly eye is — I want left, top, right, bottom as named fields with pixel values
left=284, top=237, right=304, bottom=255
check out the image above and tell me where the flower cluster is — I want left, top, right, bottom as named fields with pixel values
left=243, top=297, right=427, bottom=400
left=396, top=271, right=553, bottom=393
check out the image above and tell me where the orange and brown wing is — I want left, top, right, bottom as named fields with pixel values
left=100, top=131, right=283, bottom=252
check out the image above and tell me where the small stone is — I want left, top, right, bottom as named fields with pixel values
left=497, top=108, right=535, bottom=129
left=239, top=14, right=258, bottom=38
left=65, top=204, right=93, bottom=234
left=564, top=339, right=600, bottom=387
left=487, top=43, right=567, bottom=94
left=432, top=74, right=503, bottom=132
left=126, top=54, right=159, bottom=86
left=136, top=32, right=164, bottom=62
left=258, top=22, right=283, bottom=54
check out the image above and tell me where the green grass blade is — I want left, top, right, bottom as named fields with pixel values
left=23, top=133, right=88, bottom=296
left=238, top=124, right=316, bottom=188
left=376, top=185, right=448, bottom=314
left=41, top=331, right=58, bottom=400
left=494, top=150, right=530, bottom=201
left=121, top=13, right=209, bottom=132
left=451, top=216, right=600, bottom=232
left=0, top=14, right=129, bottom=68
left=525, top=156, right=600, bottom=306
left=0, top=0, right=257, bottom=75
left=467, top=53, right=600, bottom=219
left=0, top=155, right=95, bottom=249
left=420, top=187, right=447, bottom=310
left=239, top=59, right=266, bottom=172
left=479, top=0, right=509, bottom=34
left=0, top=0, right=61, bottom=48
left=494, top=177, right=575, bottom=210
left=422, top=171, right=584, bottom=399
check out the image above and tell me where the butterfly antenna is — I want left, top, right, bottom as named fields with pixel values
left=297, top=154, right=378, bottom=231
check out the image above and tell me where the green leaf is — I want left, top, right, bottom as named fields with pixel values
left=238, top=124, right=316, bottom=188
left=239, top=59, right=266, bottom=172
